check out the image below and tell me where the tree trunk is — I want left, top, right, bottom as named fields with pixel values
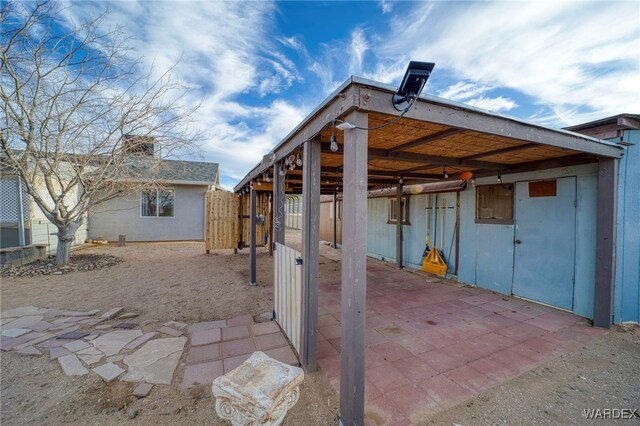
left=55, top=221, right=81, bottom=266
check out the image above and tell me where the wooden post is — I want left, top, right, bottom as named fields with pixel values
left=249, top=187, right=257, bottom=286
left=118, top=235, right=126, bottom=247
left=333, top=191, right=338, bottom=248
left=396, top=181, right=403, bottom=268
left=273, top=161, right=285, bottom=247
left=340, top=110, right=368, bottom=426
left=594, top=158, right=618, bottom=328
left=301, top=140, right=320, bottom=372
left=455, top=191, right=461, bottom=275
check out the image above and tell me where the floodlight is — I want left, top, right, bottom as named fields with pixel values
left=392, top=61, right=435, bottom=111
left=336, top=121, right=356, bottom=130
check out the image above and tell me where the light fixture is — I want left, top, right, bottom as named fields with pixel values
left=296, top=151, right=303, bottom=167
left=336, top=121, right=357, bottom=130
left=392, top=61, right=435, bottom=111
left=471, top=178, right=476, bottom=188
left=399, top=177, right=404, bottom=184
left=443, top=167, right=448, bottom=179
left=330, top=121, right=339, bottom=152
left=497, top=172, right=502, bottom=183
left=257, top=178, right=261, bottom=186
left=278, top=165, right=285, bottom=177
left=288, top=154, right=295, bottom=165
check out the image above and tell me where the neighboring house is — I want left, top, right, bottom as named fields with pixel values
left=0, top=169, right=88, bottom=254
left=1, top=145, right=221, bottom=252
left=88, top=159, right=220, bottom=242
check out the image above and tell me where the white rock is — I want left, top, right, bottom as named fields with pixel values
left=212, top=351, right=304, bottom=426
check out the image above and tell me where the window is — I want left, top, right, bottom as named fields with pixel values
left=476, top=184, right=513, bottom=224
left=141, top=188, right=174, bottom=217
left=388, top=197, right=410, bottom=225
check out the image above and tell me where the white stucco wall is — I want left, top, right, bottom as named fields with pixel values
left=88, top=184, right=208, bottom=241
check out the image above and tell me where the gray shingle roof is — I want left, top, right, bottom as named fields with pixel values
left=123, top=158, right=219, bottom=185
left=155, top=159, right=219, bottom=185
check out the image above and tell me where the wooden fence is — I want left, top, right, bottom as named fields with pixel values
left=205, top=190, right=239, bottom=251
left=274, top=242, right=303, bottom=355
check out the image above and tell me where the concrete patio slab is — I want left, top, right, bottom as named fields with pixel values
left=313, top=252, right=607, bottom=424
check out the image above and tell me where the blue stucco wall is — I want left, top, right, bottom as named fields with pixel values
left=614, top=129, right=640, bottom=323
left=366, top=164, right=599, bottom=319
left=459, top=164, right=598, bottom=319
left=365, top=157, right=640, bottom=323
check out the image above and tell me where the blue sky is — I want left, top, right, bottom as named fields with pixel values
left=59, top=1, right=640, bottom=189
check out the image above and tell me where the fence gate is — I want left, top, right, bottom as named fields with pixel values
left=273, top=242, right=303, bottom=355
left=205, top=190, right=239, bottom=252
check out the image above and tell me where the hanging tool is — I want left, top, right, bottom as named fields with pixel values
left=422, top=194, right=431, bottom=260
left=423, top=193, right=449, bottom=275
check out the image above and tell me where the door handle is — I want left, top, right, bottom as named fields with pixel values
left=514, top=240, right=522, bottom=244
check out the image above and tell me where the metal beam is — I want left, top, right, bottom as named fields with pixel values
left=389, top=128, right=465, bottom=153
left=249, top=188, right=257, bottom=286
left=396, top=182, right=403, bottom=269
left=340, top=110, right=367, bottom=426
left=272, top=161, right=285, bottom=248
left=359, top=84, right=623, bottom=159
left=301, top=140, right=320, bottom=371
left=594, top=158, right=618, bottom=328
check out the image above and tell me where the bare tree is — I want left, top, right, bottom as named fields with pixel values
left=1, top=1, right=201, bottom=264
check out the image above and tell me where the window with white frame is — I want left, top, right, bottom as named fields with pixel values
left=388, top=197, right=409, bottom=225
left=141, top=188, right=174, bottom=217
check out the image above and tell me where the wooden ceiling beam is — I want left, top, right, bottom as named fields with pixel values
left=320, top=143, right=503, bottom=169
left=462, top=143, right=538, bottom=160
left=388, top=128, right=465, bottom=153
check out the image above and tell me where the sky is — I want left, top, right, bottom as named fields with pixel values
left=59, top=1, right=640, bottom=189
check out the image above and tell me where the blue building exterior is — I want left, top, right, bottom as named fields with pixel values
left=363, top=114, right=639, bottom=324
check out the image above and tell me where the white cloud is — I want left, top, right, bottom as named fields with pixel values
left=369, top=1, right=640, bottom=125
left=466, top=96, right=518, bottom=112
left=380, top=1, right=394, bottom=14
left=349, top=28, right=369, bottom=75
left=55, top=1, right=308, bottom=187
left=438, top=82, right=492, bottom=101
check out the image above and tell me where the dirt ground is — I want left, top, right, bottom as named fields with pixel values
left=1, top=242, right=339, bottom=426
left=425, top=324, right=640, bottom=425
left=1, top=242, right=638, bottom=425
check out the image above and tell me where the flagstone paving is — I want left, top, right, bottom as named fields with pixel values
left=1, top=304, right=297, bottom=401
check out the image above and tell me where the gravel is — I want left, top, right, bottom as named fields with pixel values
left=1, top=254, right=123, bottom=277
